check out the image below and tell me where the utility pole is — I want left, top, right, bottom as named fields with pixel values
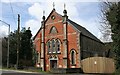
left=16, top=14, right=20, bottom=69
left=0, top=20, right=10, bottom=68
left=7, top=24, right=10, bottom=68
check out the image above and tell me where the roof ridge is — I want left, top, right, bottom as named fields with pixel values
left=67, top=19, right=86, bottom=29
left=67, top=19, right=102, bottom=43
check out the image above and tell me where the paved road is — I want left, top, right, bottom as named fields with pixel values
left=1, top=70, right=40, bottom=75
left=0, top=70, right=101, bottom=75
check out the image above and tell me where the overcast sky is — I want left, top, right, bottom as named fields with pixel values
left=0, top=0, right=117, bottom=41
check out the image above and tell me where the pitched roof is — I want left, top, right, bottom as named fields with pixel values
left=33, top=9, right=102, bottom=43
left=67, top=19, right=102, bottom=43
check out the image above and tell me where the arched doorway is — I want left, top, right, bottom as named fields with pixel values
left=50, top=60, right=57, bottom=69
left=49, top=55, right=58, bottom=69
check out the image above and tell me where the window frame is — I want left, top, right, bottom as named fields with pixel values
left=52, top=39, right=56, bottom=53
left=47, top=39, right=61, bottom=54
left=71, top=50, right=76, bottom=65
left=47, top=41, right=51, bottom=53
left=56, top=39, right=61, bottom=53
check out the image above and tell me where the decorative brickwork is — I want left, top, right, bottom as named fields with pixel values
left=33, top=8, right=105, bottom=71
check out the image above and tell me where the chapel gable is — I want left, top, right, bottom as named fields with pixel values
left=45, top=9, right=63, bottom=24
left=49, top=26, right=58, bottom=34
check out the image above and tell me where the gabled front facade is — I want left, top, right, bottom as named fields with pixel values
left=33, top=8, right=105, bottom=71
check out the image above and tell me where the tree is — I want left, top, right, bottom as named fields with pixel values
left=2, top=37, right=8, bottom=67
left=101, top=2, right=120, bottom=69
left=7, top=27, right=34, bottom=68
left=19, top=27, right=33, bottom=67
left=100, top=2, right=113, bottom=42
left=9, top=31, right=17, bottom=65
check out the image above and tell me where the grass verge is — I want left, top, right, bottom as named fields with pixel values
left=1, top=67, right=46, bottom=73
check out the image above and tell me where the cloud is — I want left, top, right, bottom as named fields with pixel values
left=72, top=17, right=100, bottom=36
left=25, top=19, right=40, bottom=36
left=1, top=0, right=119, bottom=2
left=0, top=25, right=8, bottom=38
left=26, top=3, right=44, bottom=36
left=28, top=3, right=44, bottom=20
left=26, top=2, right=81, bottom=37
left=1, top=1, right=108, bottom=42
left=2, top=1, right=103, bottom=40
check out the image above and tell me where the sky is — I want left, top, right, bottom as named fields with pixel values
left=0, top=0, right=116, bottom=42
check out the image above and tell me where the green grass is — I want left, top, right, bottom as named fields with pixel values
left=116, top=69, right=120, bottom=75
left=1, top=67, right=46, bottom=73
left=2, top=67, right=16, bottom=70
left=112, top=68, right=120, bottom=75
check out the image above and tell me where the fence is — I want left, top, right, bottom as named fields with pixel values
left=81, top=57, right=115, bottom=73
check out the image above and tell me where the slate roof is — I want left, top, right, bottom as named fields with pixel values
left=67, top=19, right=102, bottom=43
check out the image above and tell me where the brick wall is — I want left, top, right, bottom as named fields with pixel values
left=34, top=10, right=80, bottom=71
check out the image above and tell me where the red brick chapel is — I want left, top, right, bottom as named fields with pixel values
left=33, top=5, right=105, bottom=71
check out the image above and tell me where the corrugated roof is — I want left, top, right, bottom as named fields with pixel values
left=67, top=19, right=102, bottom=43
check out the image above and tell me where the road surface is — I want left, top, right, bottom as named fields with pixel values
left=0, top=69, right=99, bottom=75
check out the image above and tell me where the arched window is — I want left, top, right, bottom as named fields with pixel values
left=56, top=40, right=60, bottom=53
left=47, top=41, right=51, bottom=53
left=47, top=39, right=61, bottom=54
left=71, top=50, right=75, bottom=65
left=52, top=40, right=55, bottom=53
left=50, top=26, right=58, bottom=34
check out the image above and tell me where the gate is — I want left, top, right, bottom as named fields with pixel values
left=81, top=57, right=115, bottom=73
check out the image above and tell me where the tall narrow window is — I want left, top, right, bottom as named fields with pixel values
left=52, top=40, right=55, bottom=53
left=71, top=50, right=75, bottom=65
left=47, top=41, right=51, bottom=53
left=56, top=40, right=60, bottom=53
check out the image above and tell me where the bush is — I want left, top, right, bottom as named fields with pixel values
left=18, top=59, right=34, bottom=69
left=113, top=68, right=120, bottom=75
